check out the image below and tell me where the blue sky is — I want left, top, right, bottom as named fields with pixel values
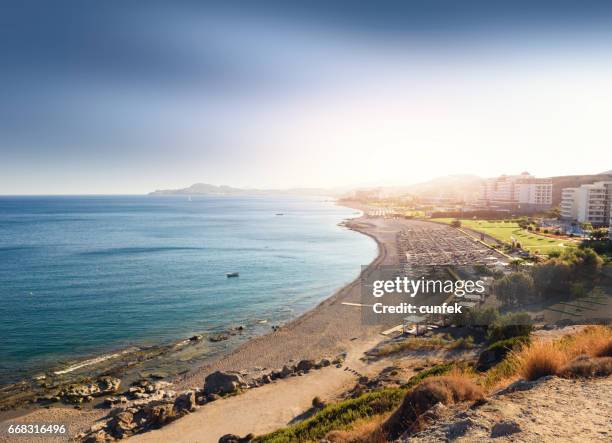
left=2, top=1, right=612, bottom=194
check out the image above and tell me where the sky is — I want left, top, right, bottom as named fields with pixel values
left=1, top=1, right=612, bottom=194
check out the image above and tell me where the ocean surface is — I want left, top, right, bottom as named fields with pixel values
left=0, top=195, right=376, bottom=384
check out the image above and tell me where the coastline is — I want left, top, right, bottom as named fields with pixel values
left=0, top=201, right=387, bottom=433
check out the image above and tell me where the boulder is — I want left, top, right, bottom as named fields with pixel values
left=143, top=402, right=175, bottom=427
left=219, top=433, right=254, bottom=443
left=296, top=360, right=316, bottom=372
left=204, top=371, right=245, bottom=395
left=174, top=391, right=197, bottom=414
left=109, top=411, right=135, bottom=439
left=491, top=420, right=522, bottom=438
left=319, top=358, right=331, bottom=367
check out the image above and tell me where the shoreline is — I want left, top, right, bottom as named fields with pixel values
left=0, top=201, right=382, bottom=419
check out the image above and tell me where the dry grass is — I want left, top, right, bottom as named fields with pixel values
left=372, top=337, right=447, bottom=357
left=326, top=415, right=388, bottom=443
left=383, top=373, right=483, bottom=440
left=558, top=356, right=612, bottom=378
left=557, top=325, right=612, bottom=359
left=513, top=341, right=568, bottom=381
left=508, top=326, right=612, bottom=382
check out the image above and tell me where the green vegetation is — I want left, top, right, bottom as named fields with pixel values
left=254, top=388, right=405, bottom=443
left=431, top=218, right=568, bottom=253
left=493, top=272, right=535, bottom=306
left=402, top=362, right=457, bottom=389
left=487, top=312, right=533, bottom=342
left=371, top=334, right=474, bottom=357
left=256, top=361, right=468, bottom=443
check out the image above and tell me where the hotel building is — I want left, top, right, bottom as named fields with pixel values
left=480, top=172, right=553, bottom=211
left=560, top=181, right=612, bottom=229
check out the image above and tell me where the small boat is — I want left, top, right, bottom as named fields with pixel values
left=226, top=272, right=239, bottom=278
left=275, top=213, right=284, bottom=216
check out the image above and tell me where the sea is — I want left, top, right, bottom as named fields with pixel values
left=0, top=195, right=376, bottom=385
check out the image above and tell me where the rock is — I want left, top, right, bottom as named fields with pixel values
left=491, top=420, right=522, bottom=438
left=219, top=433, right=253, bottom=443
left=98, top=376, right=121, bottom=394
left=209, top=333, right=230, bottom=342
left=332, top=355, right=345, bottom=365
left=89, top=422, right=106, bottom=433
left=190, top=334, right=203, bottom=341
left=320, top=358, right=331, bottom=367
left=143, top=402, right=175, bottom=427
left=296, top=359, right=316, bottom=372
left=445, top=418, right=475, bottom=439
left=174, top=391, right=197, bottom=413
left=110, top=411, right=135, bottom=438
left=64, top=376, right=121, bottom=403
left=261, top=374, right=271, bottom=384
left=335, top=363, right=342, bottom=368
left=206, top=393, right=220, bottom=402
left=280, top=365, right=294, bottom=378
left=204, top=371, right=245, bottom=395
left=83, top=430, right=110, bottom=443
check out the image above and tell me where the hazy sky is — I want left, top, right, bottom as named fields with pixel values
left=2, top=1, right=612, bottom=194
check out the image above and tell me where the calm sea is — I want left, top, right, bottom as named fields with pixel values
left=0, top=195, right=376, bottom=384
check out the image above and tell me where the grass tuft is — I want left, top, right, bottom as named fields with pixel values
left=513, top=341, right=567, bottom=381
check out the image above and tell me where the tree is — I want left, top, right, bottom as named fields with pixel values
left=493, top=272, right=535, bottom=306
left=589, top=228, right=608, bottom=241
left=450, top=219, right=461, bottom=228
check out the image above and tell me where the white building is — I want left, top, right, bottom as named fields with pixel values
left=560, top=181, right=612, bottom=227
left=480, top=172, right=552, bottom=209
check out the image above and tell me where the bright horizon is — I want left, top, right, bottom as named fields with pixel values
left=2, top=2, right=612, bottom=195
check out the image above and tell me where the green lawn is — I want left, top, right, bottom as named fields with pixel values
left=431, top=218, right=567, bottom=254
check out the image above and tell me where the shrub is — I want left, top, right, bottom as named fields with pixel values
left=402, top=363, right=456, bottom=390
left=596, top=341, right=612, bottom=357
left=371, top=337, right=447, bottom=357
left=449, top=336, right=474, bottom=350
left=325, top=416, right=387, bottom=443
left=487, top=312, right=533, bottom=342
left=383, top=375, right=483, bottom=439
left=556, top=325, right=612, bottom=359
left=312, top=396, right=325, bottom=409
left=492, top=272, right=535, bottom=306
left=513, top=341, right=567, bottom=381
left=451, top=307, right=499, bottom=327
left=476, top=336, right=530, bottom=371
left=558, top=356, right=612, bottom=378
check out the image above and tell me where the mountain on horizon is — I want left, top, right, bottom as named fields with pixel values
left=148, top=183, right=343, bottom=197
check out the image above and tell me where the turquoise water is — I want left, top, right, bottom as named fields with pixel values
left=0, top=196, right=376, bottom=384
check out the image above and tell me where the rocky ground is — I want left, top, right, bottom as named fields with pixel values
left=408, top=376, right=612, bottom=442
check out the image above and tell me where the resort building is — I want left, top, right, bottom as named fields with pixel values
left=560, top=181, right=612, bottom=228
left=480, top=172, right=553, bottom=211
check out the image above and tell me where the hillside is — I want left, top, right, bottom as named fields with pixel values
left=408, top=376, right=612, bottom=442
